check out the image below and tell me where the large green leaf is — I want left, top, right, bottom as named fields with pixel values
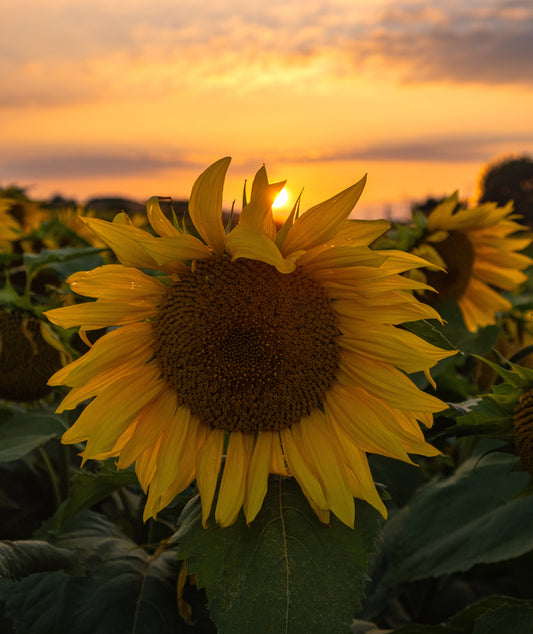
left=174, top=476, right=382, bottom=634
left=364, top=452, right=533, bottom=618
left=0, top=511, right=189, bottom=634
left=0, top=411, right=66, bottom=462
left=0, top=540, right=80, bottom=580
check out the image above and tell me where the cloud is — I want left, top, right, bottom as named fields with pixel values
left=0, top=152, right=195, bottom=179
left=259, top=131, right=533, bottom=164
left=1, top=0, right=533, bottom=110
left=354, top=1, right=533, bottom=85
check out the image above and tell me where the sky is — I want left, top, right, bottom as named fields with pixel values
left=1, top=0, right=533, bottom=220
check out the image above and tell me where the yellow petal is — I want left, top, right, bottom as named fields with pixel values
left=225, top=224, right=302, bottom=273
left=338, top=322, right=456, bottom=374
left=118, top=387, right=179, bottom=469
left=62, top=362, right=163, bottom=450
left=335, top=294, right=443, bottom=324
left=215, top=432, right=254, bottom=527
left=281, top=175, right=366, bottom=255
left=45, top=301, right=157, bottom=330
left=147, top=405, right=192, bottom=498
left=195, top=428, right=225, bottom=527
left=338, top=354, right=447, bottom=413
left=243, top=432, right=273, bottom=524
left=325, top=386, right=413, bottom=463
left=67, top=265, right=167, bottom=304
left=337, top=441, right=388, bottom=518
left=49, top=322, right=154, bottom=387
left=299, top=245, right=387, bottom=270
left=279, top=427, right=328, bottom=511
left=426, top=193, right=458, bottom=231
left=293, top=413, right=355, bottom=527
left=82, top=217, right=158, bottom=268
left=188, top=157, right=230, bottom=255
left=146, top=197, right=181, bottom=237
left=239, top=165, right=285, bottom=235
left=474, top=261, right=528, bottom=291
left=136, top=234, right=212, bottom=268
left=135, top=437, right=161, bottom=492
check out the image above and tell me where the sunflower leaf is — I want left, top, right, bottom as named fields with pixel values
left=0, top=540, right=81, bottom=580
left=0, top=511, right=191, bottom=634
left=363, top=451, right=533, bottom=620
left=175, top=476, right=382, bottom=634
left=0, top=410, right=66, bottom=463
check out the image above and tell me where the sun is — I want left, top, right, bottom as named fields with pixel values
left=272, top=187, right=289, bottom=208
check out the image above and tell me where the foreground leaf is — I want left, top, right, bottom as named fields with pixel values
left=174, top=476, right=382, bottom=634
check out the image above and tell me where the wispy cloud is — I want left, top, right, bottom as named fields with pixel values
left=4, top=130, right=529, bottom=185
left=2, top=0, right=532, bottom=109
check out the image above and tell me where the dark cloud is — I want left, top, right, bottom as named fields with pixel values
left=0, top=153, right=195, bottom=179
left=276, top=132, right=533, bottom=163
left=354, top=1, right=533, bottom=85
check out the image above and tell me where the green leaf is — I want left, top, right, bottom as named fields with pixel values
left=449, top=595, right=533, bottom=632
left=0, top=540, right=80, bottom=580
left=175, top=476, right=382, bottom=634
left=22, top=246, right=104, bottom=282
left=472, top=604, right=533, bottom=634
left=0, top=411, right=66, bottom=462
left=365, top=452, right=533, bottom=619
left=49, top=462, right=139, bottom=530
left=0, top=511, right=188, bottom=634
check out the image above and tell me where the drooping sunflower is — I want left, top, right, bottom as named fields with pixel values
left=411, top=193, right=532, bottom=332
left=46, top=158, right=454, bottom=528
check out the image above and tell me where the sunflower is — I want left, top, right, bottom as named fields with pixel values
left=0, top=201, right=22, bottom=249
left=46, top=158, right=454, bottom=528
left=411, top=193, right=532, bottom=332
left=0, top=308, right=67, bottom=401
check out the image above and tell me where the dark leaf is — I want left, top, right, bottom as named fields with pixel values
left=0, top=412, right=65, bottom=463
left=175, top=476, right=382, bottom=634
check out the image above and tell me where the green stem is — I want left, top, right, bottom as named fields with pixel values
left=38, top=446, right=62, bottom=508
left=117, top=487, right=137, bottom=537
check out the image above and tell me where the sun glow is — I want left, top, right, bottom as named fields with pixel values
left=272, top=188, right=289, bottom=208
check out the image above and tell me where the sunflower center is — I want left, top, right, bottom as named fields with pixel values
left=152, top=256, right=339, bottom=432
left=424, top=231, right=475, bottom=300
left=0, top=310, right=62, bottom=401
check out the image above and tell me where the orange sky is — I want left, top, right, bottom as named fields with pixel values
left=2, top=0, right=533, bottom=220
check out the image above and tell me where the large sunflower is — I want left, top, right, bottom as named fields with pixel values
left=411, top=194, right=532, bottom=332
left=46, top=158, right=454, bottom=528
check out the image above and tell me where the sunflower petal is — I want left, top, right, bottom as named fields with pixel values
left=216, top=432, right=254, bottom=527
left=281, top=175, right=366, bottom=255
left=226, top=224, right=302, bottom=273
left=195, top=429, right=225, bottom=527
left=188, top=157, right=230, bottom=255
left=67, top=265, right=167, bottom=303
left=146, top=197, right=181, bottom=237
left=243, top=432, right=273, bottom=524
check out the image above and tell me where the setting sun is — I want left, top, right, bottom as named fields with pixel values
left=272, top=187, right=289, bottom=208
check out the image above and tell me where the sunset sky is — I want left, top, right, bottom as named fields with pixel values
left=1, top=0, right=532, bottom=219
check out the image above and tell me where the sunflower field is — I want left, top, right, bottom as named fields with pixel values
left=2, top=160, right=533, bottom=634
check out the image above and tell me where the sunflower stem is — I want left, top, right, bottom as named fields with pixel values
left=38, top=446, right=62, bottom=508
